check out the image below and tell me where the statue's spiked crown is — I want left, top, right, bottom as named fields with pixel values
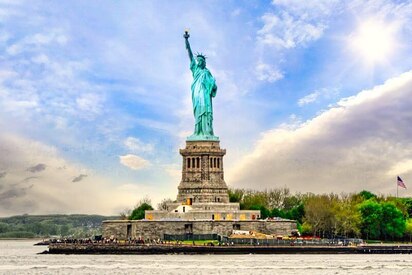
left=196, top=52, right=206, bottom=60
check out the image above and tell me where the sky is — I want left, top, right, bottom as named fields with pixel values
left=1, top=0, right=412, bottom=216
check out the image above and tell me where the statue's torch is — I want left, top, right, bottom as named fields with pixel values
left=184, top=29, right=190, bottom=39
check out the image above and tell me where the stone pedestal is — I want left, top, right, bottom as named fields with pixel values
left=177, top=140, right=229, bottom=204
left=102, top=139, right=297, bottom=240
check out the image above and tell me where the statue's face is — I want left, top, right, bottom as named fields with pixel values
left=197, top=57, right=206, bottom=69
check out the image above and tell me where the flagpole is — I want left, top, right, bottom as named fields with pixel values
left=397, top=176, right=399, bottom=198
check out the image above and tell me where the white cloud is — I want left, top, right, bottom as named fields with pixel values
left=0, top=25, right=109, bottom=141
left=258, top=0, right=340, bottom=49
left=119, top=154, right=150, bottom=170
left=271, top=0, right=340, bottom=17
left=228, top=71, right=412, bottom=195
left=6, top=30, right=68, bottom=56
left=0, top=69, right=17, bottom=80
left=387, top=159, right=412, bottom=177
left=258, top=12, right=325, bottom=49
left=298, top=91, right=322, bottom=106
left=0, top=133, right=154, bottom=216
left=124, top=137, right=154, bottom=153
left=298, top=87, right=340, bottom=106
left=254, top=0, right=340, bottom=83
left=76, top=93, right=105, bottom=117
left=255, top=62, right=283, bottom=82
left=0, top=1, right=22, bottom=22
left=31, top=54, right=50, bottom=64
left=278, top=114, right=303, bottom=130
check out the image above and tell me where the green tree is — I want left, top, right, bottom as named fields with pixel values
left=265, top=187, right=291, bottom=209
left=250, top=205, right=270, bottom=219
left=332, top=195, right=361, bottom=237
left=285, top=204, right=305, bottom=223
left=271, top=208, right=286, bottom=218
left=0, top=222, right=10, bottom=233
left=359, top=200, right=382, bottom=240
left=129, top=203, right=154, bottom=220
left=228, top=188, right=244, bottom=203
left=60, top=224, right=70, bottom=237
left=358, top=190, right=377, bottom=201
left=400, top=198, right=412, bottom=217
left=303, top=194, right=335, bottom=237
left=405, top=219, right=412, bottom=242
left=380, top=202, right=406, bottom=240
left=42, top=221, right=58, bottom=236
left=28, top=222, right=45, bottom=235
left=240, top=191, right=268, bottom=210
left=385, top=197, right=409, bottom=218
left=283, top=195, right=302, bottom=211
left=300, top=221, right=313, bottom=235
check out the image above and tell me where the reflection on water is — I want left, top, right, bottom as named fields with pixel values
left=1, top=240, right=412, bottom=275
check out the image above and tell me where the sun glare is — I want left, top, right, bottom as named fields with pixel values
left=350, top=19, right=397, bottom=64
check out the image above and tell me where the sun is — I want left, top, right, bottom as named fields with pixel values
left=349, top=19, right=397, bottom=64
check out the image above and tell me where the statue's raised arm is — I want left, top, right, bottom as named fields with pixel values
left=183, top=30, right=194, bottom=63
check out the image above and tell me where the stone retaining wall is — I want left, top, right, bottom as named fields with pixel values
left=102, top=219, right=297, bottom=240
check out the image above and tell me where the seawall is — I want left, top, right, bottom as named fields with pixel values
left=45, top=243, right=412, bottom=254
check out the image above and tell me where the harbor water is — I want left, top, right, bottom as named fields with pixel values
left=1, top=240, right=412, bottom=274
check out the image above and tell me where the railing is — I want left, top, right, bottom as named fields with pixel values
left=228, top=238, right=364, bottom=246
left=164, top=233, right=220, bottom=241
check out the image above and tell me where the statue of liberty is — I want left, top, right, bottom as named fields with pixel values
left=184, top=30, right=219, bottom=141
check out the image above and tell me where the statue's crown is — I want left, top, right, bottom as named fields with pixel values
left=196, top=52, right=206, bottom=60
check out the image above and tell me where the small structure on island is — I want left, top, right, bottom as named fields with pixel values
left=102, top=31, right=296, bottom=240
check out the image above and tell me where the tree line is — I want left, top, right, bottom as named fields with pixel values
left=228, top=188, right=412, bottom=241
left=128, top=188, right=412, bottom=241
left=0, top=214, right=117, bottom=238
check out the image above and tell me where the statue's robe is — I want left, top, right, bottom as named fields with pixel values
left=190, top=59, right=217, bottom=137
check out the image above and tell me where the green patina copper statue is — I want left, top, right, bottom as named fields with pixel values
left=184, top=30, right=219, bottom=141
